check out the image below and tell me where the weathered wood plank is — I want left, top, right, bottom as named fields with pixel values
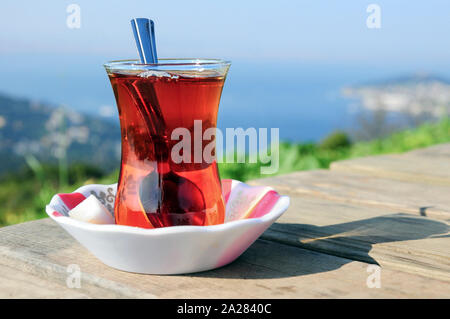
left=258, top=195, right=450, bottom=281
left=331, top=155, right=450, bottom=186
left=0, top=219, right=155, bottom=299
left=330, top=150, right=450, bottom=186
left=0, top=263, right=90, bottom=298
left=249, top=170, right=450, bottom=220
left=1, top=219, right=448, bottom=298
left=406, top=143, right=450, bottom=159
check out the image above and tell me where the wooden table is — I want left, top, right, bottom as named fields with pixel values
left=1, top=144, right=449, bottom=298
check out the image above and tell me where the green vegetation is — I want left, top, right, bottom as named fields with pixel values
left=0, top=117, right=449, bottom=227
left=219, top=117, right=450, bottom=181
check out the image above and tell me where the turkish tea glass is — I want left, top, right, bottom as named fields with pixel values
left=105, top=59, right=230, bottom=228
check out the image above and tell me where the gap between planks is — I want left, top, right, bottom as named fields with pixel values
left=258, top=195, right=450, bottom=282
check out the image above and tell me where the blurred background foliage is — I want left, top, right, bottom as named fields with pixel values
left=1, top=117, right=448, bottom=227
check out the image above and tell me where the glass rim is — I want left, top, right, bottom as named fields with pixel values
left=104, top=58, right=231, bottom=69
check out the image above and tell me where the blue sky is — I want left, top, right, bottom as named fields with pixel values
left=0, top=1, right=449, bottom=141
left=0, top=0, right=449, bottom=66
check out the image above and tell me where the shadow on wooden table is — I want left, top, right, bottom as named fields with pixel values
left=192, top=213, right=449, bottom=279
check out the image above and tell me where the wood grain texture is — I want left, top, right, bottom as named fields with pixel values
left=406, top=143, right=450, bottom=159
left=249, top=170, right=450, bottom=221
left=259, top=195, right=450, bottom=281
left=330, top=146, right=450, bottom=186
left=0, top=263, right=91, bottom=298
left=1, top=219, right=448, bottom=298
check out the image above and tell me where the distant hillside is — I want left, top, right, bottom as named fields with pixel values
left=0, top=93, right=120, bottom=176
left=354, top=73, right=450, bottom=88
left=342, top=73, right=450, bottom=118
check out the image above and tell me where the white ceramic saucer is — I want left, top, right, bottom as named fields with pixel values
left=45, top=179, right=290, bottom=274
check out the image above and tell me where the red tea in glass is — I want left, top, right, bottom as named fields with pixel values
left=105, top=59, right=230, bottom=228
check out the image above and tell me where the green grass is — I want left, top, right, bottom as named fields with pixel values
left=219, top=117, right=450, bottom=180
left=0, top=117, right=448, bottom=227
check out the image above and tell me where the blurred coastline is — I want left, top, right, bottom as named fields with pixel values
left=0, top=65, right=449, bottom=178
